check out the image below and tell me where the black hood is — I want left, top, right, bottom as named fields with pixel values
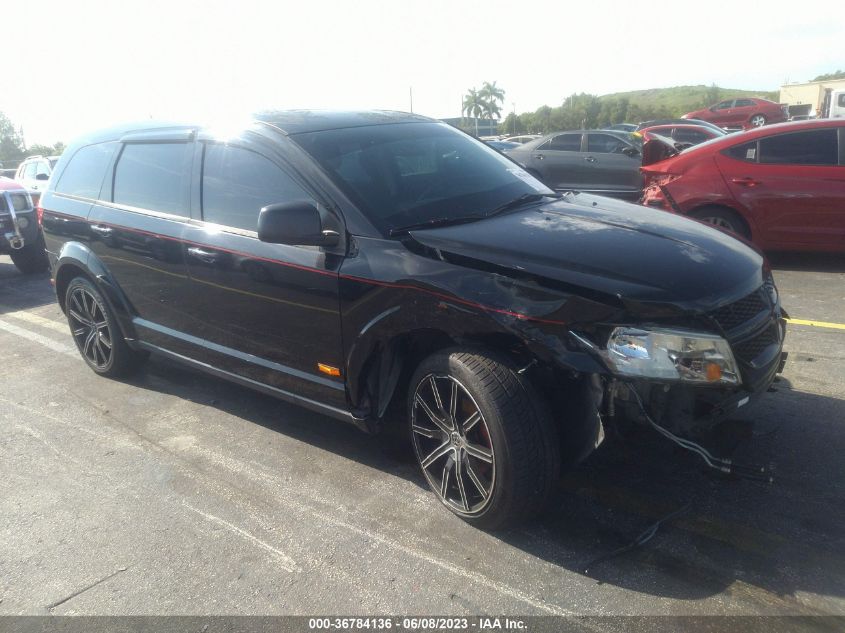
left=409, top=193, right=764, bottom=312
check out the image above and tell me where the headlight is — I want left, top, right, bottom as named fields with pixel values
left=603, top=327, right=739, bottom=385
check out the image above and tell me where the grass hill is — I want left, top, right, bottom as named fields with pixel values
left=598, top=85, right=780, bottom=115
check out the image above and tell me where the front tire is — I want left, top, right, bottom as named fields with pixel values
left=408, top=349, right=560, bottom=529
left=65, top=276, right=146, bottom=377
left=749, top=114, right=767, bottom=127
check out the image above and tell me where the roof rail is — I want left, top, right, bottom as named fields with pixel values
left=22, top=155, right=44, bottom=160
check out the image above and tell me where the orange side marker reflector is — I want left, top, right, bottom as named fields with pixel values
left=706, top=363, right=722, bottom=382
left=318, top=363, right=341, bottom=377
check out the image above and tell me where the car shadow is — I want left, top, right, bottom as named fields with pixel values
left=0, top=258, right=55, bottom=314
left=123, top=358, right=845, bottom=611
left=768, top=251, right=845, bottom=273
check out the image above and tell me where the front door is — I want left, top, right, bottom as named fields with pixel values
left=581, top=133, right=642, bottom=197
left=180, top=138, right=347, bottom=409
left=530, top=132, right=585, bottom=190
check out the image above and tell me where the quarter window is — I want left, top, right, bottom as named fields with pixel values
left=113, top=143, right=191, bottom=216
left=202, top=143, right=314, bottom=232
left=758, top=129, right=838, bottom=166
left=54, top=142, right=117, bottom=199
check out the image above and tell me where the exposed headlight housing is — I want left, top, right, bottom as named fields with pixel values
left=17, top=215, right=30, bottom=229
left=603, top=327, right=740, bottom=385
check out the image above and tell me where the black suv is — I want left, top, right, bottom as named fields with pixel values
left=41, top=111, right=786, bottom=528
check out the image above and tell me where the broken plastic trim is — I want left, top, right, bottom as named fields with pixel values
left=626, top=384, right=773, bottom=482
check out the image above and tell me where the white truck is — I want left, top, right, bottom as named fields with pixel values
left=820, top=87, right=845, bottom=118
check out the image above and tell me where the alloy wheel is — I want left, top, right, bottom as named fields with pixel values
left=411, top=374, right=495, bottom=515
left=701, top=216, right=737, bottom=232
left=68, top=287, right=112, bottom=369
left=750, top=115, right=766, bottom=127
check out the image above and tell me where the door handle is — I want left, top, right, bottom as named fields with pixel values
left=731, top=177, right=760, bottom=187
left=90, top=224, right=114, bottom=236
left=187, top=246, right=220, bottom=264
left=584, top=156, right=597, bottom=163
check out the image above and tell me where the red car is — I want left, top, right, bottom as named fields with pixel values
left=640, top=119, right=845, bottom=252
left=637, top=123, right=725, bottom=146
left=683, top=98, right=788, bottom=130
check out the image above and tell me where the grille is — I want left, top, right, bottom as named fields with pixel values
left=710, top=289, right=768, bottom=331
left=734, top=324, right=779, bottom=362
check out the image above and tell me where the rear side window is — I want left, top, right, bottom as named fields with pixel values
left=541, top=133, right=581, bottom=151
left=201, top=143, right=314, bottom=232
left=113, top=142, right=191, bottom=215
left=759, top=129, right=838, bottom=166
left=674, top=128, right=709, bottom=144
left=724, top=141, right=758, bottom=162
left=54, top=142, right=117, bottom=199
left=734, top=99, right=755, bottom=107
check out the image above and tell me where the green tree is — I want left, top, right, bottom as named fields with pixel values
left=26, top=143, right=58, bottom=157
left=462, top=88, right=485, bottom=136
left=0, top=112, right=25, bottom=165
left=812, top=70, right=845, bottom=82
left=479, top=80, right=506, bottom=121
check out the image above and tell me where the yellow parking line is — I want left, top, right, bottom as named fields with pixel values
left=786, top=318, right=845, bottom=331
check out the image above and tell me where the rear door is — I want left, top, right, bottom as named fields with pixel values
left=86, top=131, right=195, bottom=344
left=582, top=133, right=642, bottom=196
left=717, top=127, right=845, bottom=249
left=179, top=136, right=346, bottom=409
left=529, top=133, right=584, bottom=189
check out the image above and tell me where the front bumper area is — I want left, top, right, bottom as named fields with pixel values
left=0, top=190, right=38, bottom=254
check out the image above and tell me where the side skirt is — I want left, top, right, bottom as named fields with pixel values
left=135, top=340, right=364, bottom=427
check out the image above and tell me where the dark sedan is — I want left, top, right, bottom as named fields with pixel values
left=505, top=130, right=643, bottom=199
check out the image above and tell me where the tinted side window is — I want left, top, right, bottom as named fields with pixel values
left=759, top=129, right=838, bottom=166
left=724, top=141, right=758, bottom=162
left=587, top=134, right=628, bottom=153
left=714, top=100, right=734, bottom=110
left=839, top=94, right=845, bottom=108
left=113, top=143, right=191, bottom=215
left=734, top=99, right=755, bottom=107
left=202, top=143, right=313, bottom=232
left=544, top=134, right=581, bottom=151
left=54, top=142, right=117, bottom=199
left=674, top=128, right=708, bottom=144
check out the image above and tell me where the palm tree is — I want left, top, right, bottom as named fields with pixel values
left=462, top=88, right=485, bottom=136
left=480, top=81, right=506, bottom=109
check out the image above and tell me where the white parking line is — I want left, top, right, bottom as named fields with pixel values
left=0, top=318, right=77, bottom=357
left=5, top=309, right=70, bottom=335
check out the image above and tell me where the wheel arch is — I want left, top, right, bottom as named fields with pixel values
left=687, top=202, right=755, bottom=240
left=54, top=241, right=138, bottom=342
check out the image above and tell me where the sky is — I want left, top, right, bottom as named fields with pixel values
left=3, top=0, right=844, bottom=146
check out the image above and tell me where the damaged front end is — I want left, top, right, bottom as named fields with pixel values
left=568, top=281, right=787, bottom=474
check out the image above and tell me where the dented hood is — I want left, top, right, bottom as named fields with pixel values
left=409, top=194, right=763, bottom=310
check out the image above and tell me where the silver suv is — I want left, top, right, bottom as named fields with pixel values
left=15, top=155, right=61, bottom=201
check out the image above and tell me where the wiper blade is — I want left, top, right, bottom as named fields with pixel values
left=388, top=215, right=485, bottom=236
left=485, top=192, right=560, bottom=218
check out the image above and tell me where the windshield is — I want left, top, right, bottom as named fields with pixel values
left=292, top=122, right=553, bottom=236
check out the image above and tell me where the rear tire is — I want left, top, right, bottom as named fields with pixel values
left=691, top=206, right=750, bottom=239
left=65, top=276, right=146, bottom=377
left=749, top=114, right=767, bottom=127
left=408, top=349, right=560, bottom=530
left=10, top=235, right=49, bottom=274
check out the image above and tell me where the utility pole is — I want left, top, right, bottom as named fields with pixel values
left=409, top=87, right=413, bottom=114
left=512, top=102, right=516, bottom=135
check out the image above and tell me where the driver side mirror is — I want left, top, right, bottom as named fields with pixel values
left=621, top=146, right=640, bottom=158
left=258, top=201, right=339, bottom=247
left=36, top=173, right=49, bottom=181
